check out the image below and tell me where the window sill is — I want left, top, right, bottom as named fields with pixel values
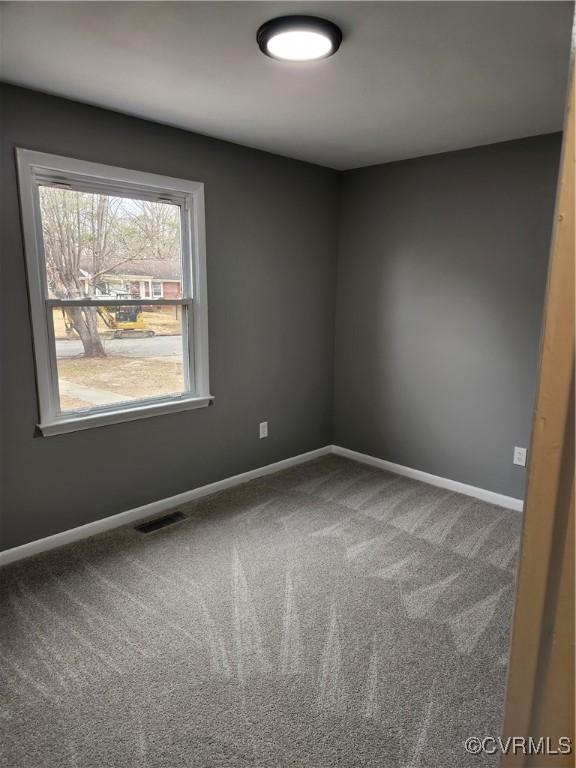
left=38, top=395, right=214, bottom=436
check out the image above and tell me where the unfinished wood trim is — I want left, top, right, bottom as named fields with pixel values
left=500, top=53, right=575, bottom=766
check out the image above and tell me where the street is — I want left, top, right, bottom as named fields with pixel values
left=55, top=335, right=182, bottom=359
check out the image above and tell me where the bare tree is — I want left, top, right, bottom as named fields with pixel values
left=40, top=189, right=115, bottom=357
left=39, top=188, right=180, bottom=358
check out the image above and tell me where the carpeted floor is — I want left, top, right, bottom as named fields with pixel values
left=0, top=455, right=522, bottom=767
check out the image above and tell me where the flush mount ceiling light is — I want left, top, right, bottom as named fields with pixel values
left=257, top=16, right=342, bottom=62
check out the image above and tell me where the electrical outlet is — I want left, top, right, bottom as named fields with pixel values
left=513, top=446, right=527, bottom=467
left=259, top=421, right=268, bottom=439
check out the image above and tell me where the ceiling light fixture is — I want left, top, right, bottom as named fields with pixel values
left=257, top=16, right=342, bottom=62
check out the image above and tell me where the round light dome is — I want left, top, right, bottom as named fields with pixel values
left=257, top=16, right=342, bottom=62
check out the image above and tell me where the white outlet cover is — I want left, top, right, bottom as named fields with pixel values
left=259, top=421, right=268, bottom=439
left=513, top=447, right=527, bottom=467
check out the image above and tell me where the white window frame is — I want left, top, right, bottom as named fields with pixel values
left=17, top=149, right=212, bottom=436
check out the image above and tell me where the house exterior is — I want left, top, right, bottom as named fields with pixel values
left=79, top=259, right=182, bottom=300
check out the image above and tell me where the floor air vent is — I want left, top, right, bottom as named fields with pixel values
left=135, top=511, right=186, bottom=534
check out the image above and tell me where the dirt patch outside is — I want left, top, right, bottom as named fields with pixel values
left=60, top=395, right=94, bottom=411
left=58, top=355, right=184, bottom=411
left=53, top=308, right=181, bottom=341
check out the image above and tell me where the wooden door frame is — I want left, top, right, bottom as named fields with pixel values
left=500, top=52, right=575, bottom=767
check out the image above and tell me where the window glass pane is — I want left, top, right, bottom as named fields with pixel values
left=38, top=187, right=183, bottom=300
left=52, top=305, right=187, bottom=412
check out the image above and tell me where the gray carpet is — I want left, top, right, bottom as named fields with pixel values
left=0, top=456, right=522, bottom=767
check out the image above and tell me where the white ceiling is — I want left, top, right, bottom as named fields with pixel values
left=0, top=1, right=573, bottom=169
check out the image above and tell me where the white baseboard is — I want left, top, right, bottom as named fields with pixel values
left=331, top=445, right=524, bottom=512
left=0, top=445, right=332, bottom=567
left=0, top=442, right=523, bottom=567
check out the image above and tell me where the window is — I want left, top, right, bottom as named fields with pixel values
left=17, top=150, right=212, bottom=435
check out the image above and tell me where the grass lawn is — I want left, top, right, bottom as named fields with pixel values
left=58, top=355, right=183, bottom=411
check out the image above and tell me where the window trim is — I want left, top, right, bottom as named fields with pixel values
left=16, top=148, right=212, bottom=435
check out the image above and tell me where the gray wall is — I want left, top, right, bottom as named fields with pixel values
left=333, top=135, right=561, bottom=499
left=0, top=84, right=339, bottom=551
left=0, top=84, right=561, bottom=552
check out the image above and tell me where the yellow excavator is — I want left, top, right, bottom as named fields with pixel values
left=97, top=304, right=156, bottom=339
left=61, top=294, right=156, bottom=339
